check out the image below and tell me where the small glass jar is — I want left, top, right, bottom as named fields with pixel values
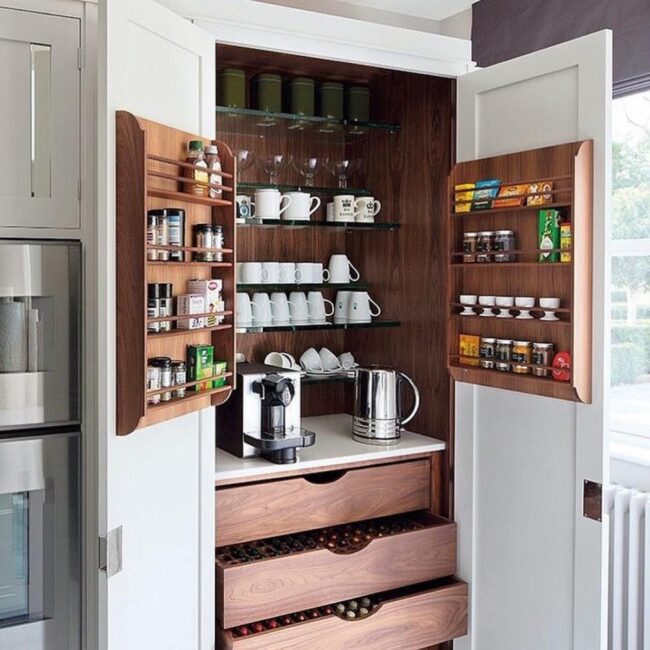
left=463, top=232, right=478, bottom=263
left=212, top=225, right=224, bottom=262
left=480, top=337, right=496, bottom=360
left=193, top=224, right=213, bottom=261
left=146, top=365, right=161, bottom=405
left=532, top=342, right=555, bottom=377
left=158, top=283, right=173, bottom=332
left=154, top=211, right=169, bottom=261
left=147, top=212, right=158, bottom=260
left=171, top=360, right=186, bottom=399
left=494, top=230, right=515, bottom=263
left=476, top=231, right=494, bottom=263
left=512, top=340, right=532, bottom=374
left=496, top=339, right=512, bottom=362
left=147, top=283, right=160, bottom=333
left=151, top=357, right=172, bottom=402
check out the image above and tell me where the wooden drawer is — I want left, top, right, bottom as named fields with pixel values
left=216, top=513, right=456, bottom=628
left=217, top=579, right=468, bottom=650
left=215, top=459, right=431, bottom=546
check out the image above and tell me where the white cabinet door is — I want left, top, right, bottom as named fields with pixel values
left=455, top=31, right=611, bottom=650
left=0, top=8, right=80, bottom=228
left=97, top=1, right=215, bottom=649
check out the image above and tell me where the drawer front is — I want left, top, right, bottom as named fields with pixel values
left=216, top=459, right=430, bottom=546
left=217, top=517, right=456, bottom=628
left=218, top=580, right=468, bottom=650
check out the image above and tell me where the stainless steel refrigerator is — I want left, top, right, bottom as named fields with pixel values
left=0, top=240, right=81, bottom=650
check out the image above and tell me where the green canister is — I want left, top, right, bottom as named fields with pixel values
left=218, top=68, right=246, bottom=108
left=288, top=77, right=315, bottom=116
left=318, top=81, right=344, bottom=119
left=251, top=73, right=282, bottom=112
left=346, top=85, right=370, bottom=122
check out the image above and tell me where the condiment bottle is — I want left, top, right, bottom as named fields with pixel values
left=147, top=283, right=161, bottom=333
left=204, top=144, right=223, bottom=199
left=184, top=140, right=208, bottom=196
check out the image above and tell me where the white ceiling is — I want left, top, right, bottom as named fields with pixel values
left=337, top=0, right=477, bottom=21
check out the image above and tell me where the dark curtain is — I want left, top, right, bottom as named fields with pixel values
left=472, top=0, right=650, bottom=95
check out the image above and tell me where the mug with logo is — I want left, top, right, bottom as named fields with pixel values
left=284, top=191, right=321, bottom=221
left=354, top=196, right=381, bottom=223
left=328, top=254, right=361, bottom=283
left=236, top=194, right=254, bottom=221
left=236, top=292, right=260, bottom=327
left=348, top=291, right=381, bottom=323
left=332, top=194, right=355, bottom=222
left=307, top=291, right=335, bottom=324
left=254, top=188, right=292, bottom=220
left=334, top=290, right=353, bottom=324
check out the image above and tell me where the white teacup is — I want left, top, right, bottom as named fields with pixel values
left=539, top=297, right=560, bottom=321
left=307, top=291, right=335, bottom=324
left=264, top=352, right=287, bottom=368
left=235, top=292, right=260, bottom=327
left=240, top=262, right=264, bottom=284
left=279, top=262, right=299, bottom=284
left=459, top=294, right=477, bottom=316
left=251, top=292, right=273, bottom=325
left=515, top=296, right=535, bottom=320
left=354, top=196, right=381, bottom=223
left=495, top=296, right=514, bottom=318
left=300, top=347, right=323, bottom=371
left=284, top=191, right=321, bottom=221
left=328, top=254, right=360, bottom=284
left=310, top=262, right=330, bottom=285
left=295, top=262, right=314, bottom=284
left=280, top=352, right=299, bottom=370
left=254, top=188, right=292, bottom=220
left=332, top=194, right=356, bottom=222
left=262, top=261, right=280, bottom=284
left=319, top=347, right=342, bottom=371
left=289, top=292, right=310, bottom=324
left=478, top=295, right=496, bottom=317
left=334, top=291, right=353, bottom=324
left=269, top=292, right=292, bottom=325
left=348, top=291, right=381, bottom=323
left=338, top=352, right=356, bottom=369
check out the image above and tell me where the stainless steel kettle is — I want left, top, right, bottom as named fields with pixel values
left=352, top=366, right=420, bottom=445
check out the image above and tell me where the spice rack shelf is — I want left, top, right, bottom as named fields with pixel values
left=116, top=111, right=237, bottom=435
left=447, top=140, right=593, bottom=403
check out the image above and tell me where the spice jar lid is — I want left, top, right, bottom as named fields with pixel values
left=148, top=283, right=161, bottom=299
left=533, top=342, right=554, bottom=348
left=481, top=338, right=496, bottom=343
left=496, top=230, right=515, bottom=235
left=171, top=360, right=186, bottom=368
left=148, top=209, right=167, bottom=218
left=496, top=339, right=513, bottom=344
left=164, top=208, right=185, bottom=217
left=159, top=283, right=172, bottom=298
left=513, top=340, right=531, bottom=346
left=478, top=230, right=495, bottom=236
left=150, top=356, right=172, bottom=367
left=463, top=232, right=478, bottom=237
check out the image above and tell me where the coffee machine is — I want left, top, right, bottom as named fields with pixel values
left=216, top=363, right=315, bottom=464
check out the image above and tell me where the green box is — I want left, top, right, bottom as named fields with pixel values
left=538, top=209, right=563, bottom=262
left=187, top=344, right=214, bottom=392
left=213, top=361, right=228, bottom=388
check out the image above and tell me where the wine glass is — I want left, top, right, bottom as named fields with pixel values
left=292, top=157, right=320, bottom=187
left=235, top=149, right=257, bottom=183
left=259, top=154, right=288, bottom=185
left=325, top=158, right=359, bottom=189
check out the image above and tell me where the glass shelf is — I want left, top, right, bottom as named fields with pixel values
left=237, top=281, right=369, bottom=292
left=237, top=181, right=371, bottom=197
left=215, top=105, right=400, bottom=138
left=237, top=319, right=400, bottom=333
left=237, top=217, right=400, bottom=231
left=301, top=373, right=356, bottom=385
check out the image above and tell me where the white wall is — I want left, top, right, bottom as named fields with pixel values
left=440, top=8, right=472, bottom=40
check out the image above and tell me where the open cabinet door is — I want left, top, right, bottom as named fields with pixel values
left=97, top=1, right=215, bottom=649
left=454, top=31, right=611, bottom=650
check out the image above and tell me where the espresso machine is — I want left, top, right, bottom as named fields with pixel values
left=215, top=363, right=315, bottom=464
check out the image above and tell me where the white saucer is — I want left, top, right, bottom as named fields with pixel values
left=304, top=368, right=343, bottom=377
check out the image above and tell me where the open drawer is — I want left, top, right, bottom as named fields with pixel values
left=215, top=459, right=431, bottom=546
left=216, top=512, right=456, bottom=628
left=217, top=578, right=468, bottom=650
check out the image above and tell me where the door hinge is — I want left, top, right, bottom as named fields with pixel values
left=99, top=526, right=123, bottom=577
left=77, top=47, right=84, bottom=70
left=583, top=480, right=602, bottom=522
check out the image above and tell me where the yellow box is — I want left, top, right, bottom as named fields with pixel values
left=459, top=334, right=480, bottom=366
left=561, top=223, right=572, bottom=263
left=454, top=183, right=475, bottom=213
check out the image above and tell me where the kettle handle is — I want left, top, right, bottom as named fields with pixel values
left=397, top=371, right=420, bottom=427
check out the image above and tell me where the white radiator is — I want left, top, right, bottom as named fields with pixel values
left=606, top=485, right=650, bottom=650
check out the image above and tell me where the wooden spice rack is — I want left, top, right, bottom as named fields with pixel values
left=447, top=140, right=593, bottom=402
left=116, top=111, right=236, bottom=435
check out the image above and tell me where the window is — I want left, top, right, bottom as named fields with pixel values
left=611, top=91, right=650, bottom=445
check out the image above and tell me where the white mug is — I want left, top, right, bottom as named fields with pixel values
left=254, top=188, right=292, bottom=220
left=284, top=191, right=321, bottom=221
left=251, top=292, right=273, bottom=325
left=326, top=202, right=335, bottom=222
left=348, top=291, right=381, bottom=323
left=295, top=262, right=314, bottom=284
left=262, top=261, right=281, bottom=284
left=269, top=292, right=292, bottom=324
left=334, top=291, right=353, bottom=324
left=236, top=292, right=260, bottom=327
left=289, top=292, right=310, bottom=324
left=307, top=291, right=335, bottom=323
left=332, top=194, right=356, bottom=222
left=354, top=196, right=381, bottom=223
left=236, top=194, right=254, bottom=220
left=279, top=262, right=298, bottom=284
left=328, top=254, right=360, bottom=284
left=240, top=262, right=265, bottom=284
left=310, top=262, right=330, bottom=285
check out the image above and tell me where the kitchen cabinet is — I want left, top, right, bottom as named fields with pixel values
left=100, top=1, right=611, bottom=648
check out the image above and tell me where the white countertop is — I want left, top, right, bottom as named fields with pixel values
left=215, top=413, right=446, bottom=483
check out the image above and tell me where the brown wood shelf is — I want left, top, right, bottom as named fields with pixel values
left=447, top=140, right=593, bottom=403
left=449, top=302, right=571, bottom=314
left=116, top=111, right=237, bottom=435
left=147, top=372, right=233, bottom=397
left=148, top=310, right=233, bottom=324
left=147, top=244, right=234, bottom=254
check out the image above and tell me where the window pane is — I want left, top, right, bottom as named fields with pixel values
left=612, top=90, right=650, bottom=239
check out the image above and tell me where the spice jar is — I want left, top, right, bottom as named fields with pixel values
left=479, top=337, right=496, bottom=369
left=476, top=231, right=495, bottom=262
left=463, top=232, right=478, bottom=263
left=212, top=225, right=224, bottom=261
left=151, top=357, right=172, bottom=402
left=146, top=364, right=161, bottom=405
left=171, top=360, right=186, bottom=398
left=184, top=140, right=208, bottom=197
left=193, top=224, right=213, bottom=261
left=154, top=211, right=169, bottom=261
left=532, top=342, right=554, bottom=377
left=147, top=212, right=158, bottom=260
left=496, top=339, right=512, bottom=371
left=512, top=340, right=532, bottom=374
left=166, top=209, right=185, bottom=262
left=494, top=230, right=515, bottom=262
left=158, top=283, right=173, bottom=332
left=147, top=283, right=161, bottom=333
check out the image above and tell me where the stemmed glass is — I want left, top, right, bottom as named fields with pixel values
left=324, top=158, right=359, bottom=189
left=235, top=149, right=257, bottom=183
left=292, top=157, right=320, bottom=187
left=259, top=154, right=288, bottom=185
